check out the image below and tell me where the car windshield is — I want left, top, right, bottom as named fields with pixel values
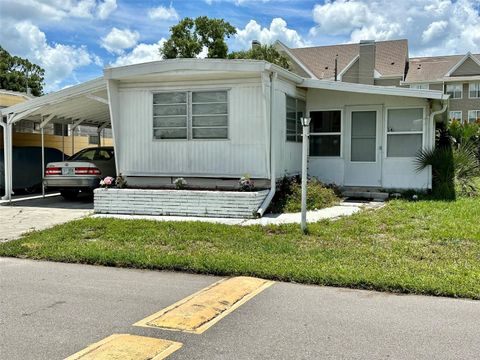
left=69, top=148, right=114, bottom=161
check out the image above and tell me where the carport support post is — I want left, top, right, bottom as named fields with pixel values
left=41, top=124, right=45, bottom=197
left=300, top=117, right=311, bottom=234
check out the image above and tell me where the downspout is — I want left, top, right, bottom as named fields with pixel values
left=1, top=115, right=7, bottom=200
left=257, top=71, right=278, bottom=217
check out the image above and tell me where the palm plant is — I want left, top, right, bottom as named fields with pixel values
left=416, top=124, right=480, bottom=199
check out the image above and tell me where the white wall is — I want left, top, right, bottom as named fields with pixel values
left=306, top=89, right=433, bottom=189
left=112, top=76, right=270, bottom=180
left=275, top=78, right=305, bottom=178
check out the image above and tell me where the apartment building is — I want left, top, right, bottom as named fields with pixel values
left=276, top=40, right=480, bottom=123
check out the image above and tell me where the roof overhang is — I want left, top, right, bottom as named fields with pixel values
left=0, top=77, right=109, bottom=127
left=104, top=58, right=304, bottom=84
left=274, top=40, right=318, bottom=79
left=302, top=78, right=449, bottom=100
left=444, top=52, right=480, bottom=77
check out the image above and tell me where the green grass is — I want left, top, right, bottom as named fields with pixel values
left=1, top=198, right=479, bottom=299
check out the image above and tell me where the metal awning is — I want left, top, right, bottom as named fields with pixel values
left=1, top=77, right=111, bottom=201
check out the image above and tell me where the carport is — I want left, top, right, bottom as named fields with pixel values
left=0, top=78, right=112, bottom=201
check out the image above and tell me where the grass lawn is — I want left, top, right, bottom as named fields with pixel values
left=1, top=198, right=479, bottom=299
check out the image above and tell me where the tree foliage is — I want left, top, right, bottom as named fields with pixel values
left=0, top=46, right=44, bottom=96
left=160, top=17, right=236, bottom=59
left=228, top=44, right=291, bottom=70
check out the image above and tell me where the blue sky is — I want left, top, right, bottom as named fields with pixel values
left=1, top=0, right=479, bottom=92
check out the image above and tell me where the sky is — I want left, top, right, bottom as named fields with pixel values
left=1, top=0, right=479, bottom=93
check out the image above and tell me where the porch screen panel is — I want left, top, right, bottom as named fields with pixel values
left=387, top=108, right=423, bottom=157
left=153, top=92, right=187, bottom=139
left=309, top=110, right=341, bottom=156
left=192, top=91, right=228, bottom=139
left=351, top=111, right=376, bottom=162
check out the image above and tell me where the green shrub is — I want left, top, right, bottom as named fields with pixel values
left=268, top=176, right=339, bottom=213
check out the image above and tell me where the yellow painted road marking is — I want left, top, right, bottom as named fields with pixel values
left=134, top=276, right=274, bottom=334
left=64, top=334, right=182, bottom=360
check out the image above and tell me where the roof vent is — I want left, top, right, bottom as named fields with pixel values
left=391, top=62, right=395, bottom=65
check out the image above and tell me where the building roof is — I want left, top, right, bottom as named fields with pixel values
left=405, top=53, right=480, bottom=83
left=287, top=39, right=408, bottom=80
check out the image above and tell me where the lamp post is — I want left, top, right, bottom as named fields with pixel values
left=300, top=116, right=311, bottom=234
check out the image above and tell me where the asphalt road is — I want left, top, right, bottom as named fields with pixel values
left=1, top=258, right=479, bottom=359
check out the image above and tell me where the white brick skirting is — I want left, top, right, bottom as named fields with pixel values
left=94, top=188, right=270, bottom=218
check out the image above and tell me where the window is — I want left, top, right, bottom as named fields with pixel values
left=53, top=123, right=68, bottom=136
left=309, top=110, right=341, bottom=156
left=445, top=83, right=463, bottom=99
left=152, top=90, right=228, bottom=140
left=191, top=91, right=228, bottom=139
left=89, top=134, right=100, bottom=145
left=469, top=82, right=480, bottom=98
left=449, top=111, right=462, bottom=122
left=468, top=110, right=480, bottom=123
left=387, top=108, right=423, bottom=157
left=410, top=83, right=429, bottom=90
left=71, top=148, right=97, bottom=161
left=285, top=95, right=306, bottom=142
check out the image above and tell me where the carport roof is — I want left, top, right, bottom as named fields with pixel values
left=0, top=77, right=110, bottom=127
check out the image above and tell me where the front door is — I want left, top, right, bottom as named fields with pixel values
left=344, top=106, right=382, bottom=187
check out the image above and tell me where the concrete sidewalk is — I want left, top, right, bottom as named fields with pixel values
left=0, top=195, right=92, bottom=242
left=1, top=258, right=478, bottom=360
left=93, top=200, right=384, bottom=226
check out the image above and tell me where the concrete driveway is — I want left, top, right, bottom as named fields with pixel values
left=0, top=195, right=92, bottom=242
left=1, top=258, right=479, bottom=360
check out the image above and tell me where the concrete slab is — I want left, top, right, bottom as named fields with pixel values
left=0, top=195, right=92, bottom=242
left=93, top=201, right=385, bottom=226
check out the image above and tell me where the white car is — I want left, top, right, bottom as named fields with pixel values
left=44, top=146, right=115, bottom=200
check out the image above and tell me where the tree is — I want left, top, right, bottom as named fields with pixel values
left=0, top=46, right=44, bottom=96
left=228, top=44, right=291, bottom=70
left=160, top=17, right=236, bottom=59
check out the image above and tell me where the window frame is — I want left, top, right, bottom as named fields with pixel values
left=468, top=110, right=480, bottom=123
left=385, top=106, right=425, bottom=159
left=410, top=83, right=430, bottom=90
left=152, top=89, right=230, bottom=141
left=449, top=111, right=463, bottom=122
left=445, top=83, right=463, bottom=99
left=308, top=109, right=343, bottom=158
left=285, top=95, right=306, bottom=143
left=469, top=82, right=480, bottom=99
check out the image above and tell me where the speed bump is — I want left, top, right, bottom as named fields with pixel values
left=64, top=334, right=182, bottom=360
left=134, top=276, right=274, bottom=334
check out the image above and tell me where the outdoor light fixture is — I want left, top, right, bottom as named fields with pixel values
left=300, top=117, right=311, bottom=233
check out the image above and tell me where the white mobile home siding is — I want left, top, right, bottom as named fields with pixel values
left=274, top=78, right=306, bottom=177
left=111, top=77, right=270, bottom=180
left=306, top=89, right=434, bottom=189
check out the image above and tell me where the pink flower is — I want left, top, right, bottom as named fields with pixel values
left=103, top=176, right=114, bottom=186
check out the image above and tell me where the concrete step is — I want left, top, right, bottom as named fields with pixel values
left=342, top=190, right=389, bottom=201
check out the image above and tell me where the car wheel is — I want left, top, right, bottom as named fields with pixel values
left=61, top=190, right=79, bottom=201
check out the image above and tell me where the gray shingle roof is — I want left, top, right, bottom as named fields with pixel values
left=289, top=39, right=408, bottom=79
left=405, top=54, right=480, bottom=83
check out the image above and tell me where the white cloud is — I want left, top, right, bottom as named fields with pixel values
left=234, top=18, right=307, bottom=50
left=112, top=39, right=166, bottom=67
left=97, top=0, right=117, bottom=20
left=148, top=5, right=179, bottom=20
left=422, top=20, right=449, bottom=43
left=0, top=20, right=95, bottom=92
left=0, top=0, right=117, bottom=21
left=310, top=0, right=480, bottom=56
left=101, top=28, right=140, bottom=54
